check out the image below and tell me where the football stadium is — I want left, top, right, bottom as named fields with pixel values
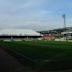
left=0, top=0, right=72, bottom=71
left=0, top=28, right=72, bottom=71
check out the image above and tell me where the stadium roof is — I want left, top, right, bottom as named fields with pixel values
left=0, top=29, right=41, bottom=36
left=61, top=31, right=72, bottom=34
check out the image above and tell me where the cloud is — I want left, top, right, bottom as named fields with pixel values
left=0, top=0, right=72, bottom=30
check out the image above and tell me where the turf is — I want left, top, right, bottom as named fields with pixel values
left=0, top=41, right=72, bottom=70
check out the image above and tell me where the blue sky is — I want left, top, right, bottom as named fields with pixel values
left=0, top=0, right=72, bottom=31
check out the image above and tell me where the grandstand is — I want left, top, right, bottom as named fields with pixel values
left=0, top=29, right=42, bottom=41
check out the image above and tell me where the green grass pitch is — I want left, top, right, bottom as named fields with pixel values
left=0, top=40, right=72, bottom=70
